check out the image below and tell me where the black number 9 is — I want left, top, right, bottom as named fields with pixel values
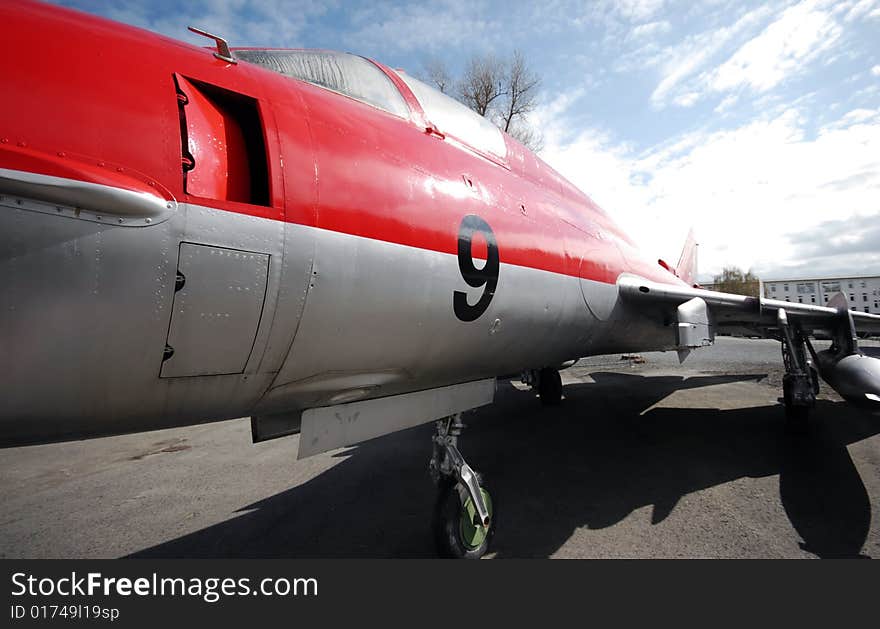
left=454, top=214, right=499, bottom=322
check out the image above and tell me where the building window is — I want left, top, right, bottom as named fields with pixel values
left=864, top=294, right=868, bottom=302
left=797, top=282, right=815, bottom=294
left=850, top=294, right=855, bottom=302
left=823, top=281, right=841, bottom=293
left=866, top=307, right=871, bottom=313
left=771, top=285, right=776, bottom=292
left=811, top=296, right=816, bottom=303
left=848, top=282, right=853, bottom=289
left=798, top=296, right=803, bottom=303
left=784, top=284, right=789, bottom=291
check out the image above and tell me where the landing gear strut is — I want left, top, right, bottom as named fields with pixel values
left=522, top=367, right=563, bottom=405
left=429, top=414, right=494, bottom=558
left=777, top=309, right=818, bottom=428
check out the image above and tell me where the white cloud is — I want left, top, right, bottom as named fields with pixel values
left=706, top=0, right=842, bottom=94
left=77, top=0, right=335, bottom=48
left=871, top=65, right=880, bottom=76
left=615, top=0, right=666, bottom=22
left=630, top=20, right=671, bottom=39
left=649, top=5, right=773, bottom=106
left=539, top=103, right=880, bottom=279
left=345, top=0, right=501, bottom=53
left=840, top=0, right=880, bottom=21
left=713, top=93, right=739, bottom=113
left=650, top=1, right=855, bottom=109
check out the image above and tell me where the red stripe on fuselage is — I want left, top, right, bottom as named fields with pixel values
left=0, top=0, right=681, bottom=288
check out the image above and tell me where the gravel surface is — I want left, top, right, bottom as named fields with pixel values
left=1, top=337, right=878, bottom=558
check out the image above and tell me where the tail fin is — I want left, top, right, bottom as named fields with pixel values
left=676, top=229, right=698, bottom=287
left=827, top=292, right=848, bottom=311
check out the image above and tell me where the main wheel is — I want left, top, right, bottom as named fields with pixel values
left=433, top=473, right=495, bottom=559
left=810, top=365, right=820, bottom=395
left=538, top=367, right=562, bottom=406
left=783, top=379, right=810, bottom=432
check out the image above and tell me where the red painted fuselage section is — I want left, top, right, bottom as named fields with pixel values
left=0, top=1, right=690, bottom=446
left=0, top=0, right=678, bottom=288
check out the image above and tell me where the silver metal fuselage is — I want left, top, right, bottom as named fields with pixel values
left=0, top=191, right=676, bottom=446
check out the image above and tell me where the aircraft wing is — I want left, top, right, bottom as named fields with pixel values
left=618, top=275, right=880, bottom=338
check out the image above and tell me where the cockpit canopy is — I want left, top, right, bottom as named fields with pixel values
left=392, top=71, right=506, bottom=159
left=235, top=49, right=507, bottom=160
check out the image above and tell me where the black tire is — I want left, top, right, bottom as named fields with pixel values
left=538, top=368, right=562, bottom=406
left=784, top=402, right=810, bottom=432
left=433, top=473, right=495, bottom=559
left=783, top=382, right=810, bottom=432
left=810, top=366, right=820, bottom=395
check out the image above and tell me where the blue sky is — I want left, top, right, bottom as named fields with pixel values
left=55, top=0, right=880, bottom=281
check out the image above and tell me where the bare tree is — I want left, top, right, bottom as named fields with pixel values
left=498, top=50, right=540, bottom=134
left=456, top=54, right=505, bottom=117
left=506, top=121, right=545, bottom=152
left=420, top=51, right=544, bottom=152
left=713, top=266, right=761, bottom=297
left=422, top=58, right=453, bottom=94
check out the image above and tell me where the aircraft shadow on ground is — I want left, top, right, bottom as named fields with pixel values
left=129, top=372, right=879, bottom=559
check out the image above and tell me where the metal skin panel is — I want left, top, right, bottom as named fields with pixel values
left=676, top=297, right=714, bottom=349
left=261, top=227, right=620, bottom=411
left=298, top=378, right=496, bottom=459
left=0, top=191, right=672, bottom=446
left=0, top=168, right=175, bottom=226
left=0, top=200, right=296, bottom=445
left=161, top=243, right=270, bottom=377
left=258, top=223, right=683, bottom=415
left=0, top=1, right=745, bottom=450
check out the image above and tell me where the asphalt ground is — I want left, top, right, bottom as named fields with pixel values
left=1, top=336, right=879, bottom=559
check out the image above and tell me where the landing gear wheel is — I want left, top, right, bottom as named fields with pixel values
left=433, top=473, right=495, bottom=559
left=784, top=401, right=810, bottom=432
left=538, top=368, right=562, bottom=406
left=783, top=380, right=810, bottom=432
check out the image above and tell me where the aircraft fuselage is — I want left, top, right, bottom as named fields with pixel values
left=0, top=0, right=684, bottom=445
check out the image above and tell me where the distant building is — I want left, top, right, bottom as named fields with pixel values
left=760, top=275, right=880, bottom=314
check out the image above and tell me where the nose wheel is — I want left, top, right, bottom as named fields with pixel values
left=429, top=414, right=495, bottom=558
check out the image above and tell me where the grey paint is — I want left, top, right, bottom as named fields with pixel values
left=0, top=167, right=175, bottom=226
left=0, top=181, right=681, bottom=446
left=816, top=351, right=880, bottom=410
left=0, top=179, right=296, bottom=444
left=14, top=166, right=875, bottom=449
left=298, top=378, right=496, bottom=458
left=259, top=225, right=607, bottom=413
left=161, top=243, right=270, bottom=377
left=676, top=297, right=714, bottom=348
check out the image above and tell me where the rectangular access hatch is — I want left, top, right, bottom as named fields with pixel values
left=161, top=243, right=269, bottom=378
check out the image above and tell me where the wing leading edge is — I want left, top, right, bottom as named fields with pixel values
left=618, top=275, right=880, bottom=337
